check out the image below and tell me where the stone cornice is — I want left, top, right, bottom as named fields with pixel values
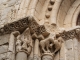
left=59, top=26, right=80, bottom=40
left=0, top=16, right=49, bottom=37
left=0, top=16, right=80, bottom=40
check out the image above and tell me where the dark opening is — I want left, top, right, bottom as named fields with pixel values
left=76, top=13, right=80, bottom=25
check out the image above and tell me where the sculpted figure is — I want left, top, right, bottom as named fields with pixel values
left=53, top=37, right=63, bottom=54
left=22, top=38, right=31, bottom=50
left=40, top=37, right=54, bottom=53
left=21, top=38, right=32, bottom=55
left=25, top=42, right=32, bottom=55
left=16, top=35, right=22, bottom=53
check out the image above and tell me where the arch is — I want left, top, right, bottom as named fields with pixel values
left=72, top=5, right=80, bottom=26
left=57, top=0, right=75, bottom=27
left=64, top=0, right=80, bottom=28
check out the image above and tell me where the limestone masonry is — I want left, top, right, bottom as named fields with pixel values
left=0, top=0, right=80, bottom=60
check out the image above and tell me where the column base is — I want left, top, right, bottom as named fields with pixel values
left=42, top=53, right=54, bottom=60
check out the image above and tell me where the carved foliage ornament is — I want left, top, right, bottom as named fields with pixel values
left=59, top=27, right=80, bottom=40
left=0, top=16, right=49, bottom=37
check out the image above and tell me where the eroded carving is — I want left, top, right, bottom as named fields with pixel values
left=53, top=37, right=63, bottom=54
left=15, top=28, right=33, bottom=56
left=1, top=16, right=80, bottom=60
left=16, top=35, right=22, bottom=53
left=0, top=16, right=49, bottom=38
left=21, top=38, right=32, bottom=55
left=39, top=32, right=64, bottom=60
left=40, top=37, right=54, bottom=53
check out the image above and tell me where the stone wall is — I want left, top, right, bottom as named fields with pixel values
left=0, top=34, right=10, bottom=60
left=0, top=0, right=80, bottom=60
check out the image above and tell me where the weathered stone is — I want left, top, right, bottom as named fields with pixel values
left=73, top=38, right=78, bottom=60
left=0, top=34, right=9, bottom=45
left=0, top=0, right=80, bottom=60
left=59, top=43, right=65, bottom=60
left=65, top=39, right=74, bottom=60
left=16, top=52, right=27, bottom=60
left=0, top=53, right=7, bottom=60
left=42, top=54, right=53, bottom=60
left=0, top=45, right=8, bottom=54
left=7, top=52, right=15, bottom=60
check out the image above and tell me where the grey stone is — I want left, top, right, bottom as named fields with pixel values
left=0, top=34, right=10, bottom=45
left=0, top=53, right=7, bottom=60
left=42, top=55, right=53, bottom=60
left=65, top=39, right=73, bottom=49
left=0, top=45, right=8, bottom=54
left=16, top=52, right=27, bottom=60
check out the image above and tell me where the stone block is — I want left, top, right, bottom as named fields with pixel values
left=73, top=38, right=78, bottom=60
left=60, top=43, right=65, bottom=60
left=0, top=45, right=8, bottom=54
left=0, top=34, right=10, bottom=45
left=0, top=53, right=7, bottom=60
left=65, top=39, right=73, bottom=49
left=65, top=39, right=74, bottom=60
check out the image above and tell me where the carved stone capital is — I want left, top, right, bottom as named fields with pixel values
left=0, top=16, right=49, bottom=37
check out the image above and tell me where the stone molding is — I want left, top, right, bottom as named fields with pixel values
left=59, top=26, right=80, bottom=40
left=0, top=16, right=49, bottom=37
left=0, top=16, right=80, bottom=40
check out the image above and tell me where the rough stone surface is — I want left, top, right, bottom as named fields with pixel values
left=0, top=0, right=80, bottom=60
left=0, top=45, right=8, bottom=54
left=0, top=34, right=9, bottom=45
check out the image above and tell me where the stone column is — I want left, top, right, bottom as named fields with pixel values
left=34, top=39, right=40, bottom=60
left=16, top=52, right=27, bottom=60
left=7, top=33, right=15, bottom=60
left=28, top=41, right=34, bottom=60
left=42, top=53, right=54, bottom=60
left=16, top=39, right=28, bottom=60
left=7, top=31, right=20, bottom=60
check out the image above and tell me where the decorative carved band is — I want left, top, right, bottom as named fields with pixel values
left=59, top=26, right=80, bottom=40
left=0, top=16, right=49, bottom=37
left=0, top=16, right=80, bottom=40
